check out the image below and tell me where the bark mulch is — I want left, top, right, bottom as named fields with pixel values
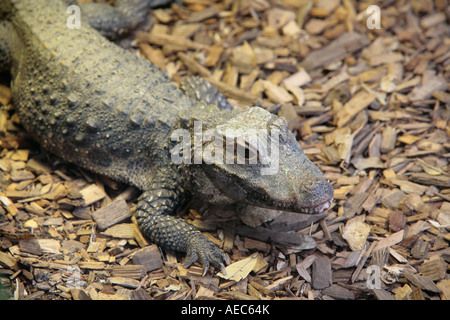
left=0, top=0, right=449, bottom=300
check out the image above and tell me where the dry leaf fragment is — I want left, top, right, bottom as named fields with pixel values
left=217, top=253, right=260, bottom=281
left=24, top=219, right=39, bottom=229
left=397, top=134, right=421, bottom=145
left=416, top=159, right=444, bottom=176
left=342, top=219, right=371, bottom=251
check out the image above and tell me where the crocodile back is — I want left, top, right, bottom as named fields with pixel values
left=4, top=0, right=194, bottom=188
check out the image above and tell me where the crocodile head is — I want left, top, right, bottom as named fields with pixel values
left=190, top=107, right=334, bottom=214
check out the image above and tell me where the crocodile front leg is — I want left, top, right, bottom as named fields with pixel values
left=135, top=175, right=228, bottom=275
left=181, top=76, right=233, bottom=111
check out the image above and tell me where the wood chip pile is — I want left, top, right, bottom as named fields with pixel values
left=0, top=0, right=449, bottom=300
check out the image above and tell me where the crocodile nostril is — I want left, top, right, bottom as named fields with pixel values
left=299, top=178, right=334, bottom=198
left=302, top=178, right=321, bottom=192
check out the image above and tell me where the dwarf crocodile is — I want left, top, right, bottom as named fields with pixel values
left=0, top=0, right=334, bottom=274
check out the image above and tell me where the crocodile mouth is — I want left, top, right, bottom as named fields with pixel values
left=297, top=197, right=334, bottom=214
left=267, top=197, right=334, bottom=214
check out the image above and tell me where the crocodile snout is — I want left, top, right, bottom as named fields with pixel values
left=296, top=176, right=334, bottom=212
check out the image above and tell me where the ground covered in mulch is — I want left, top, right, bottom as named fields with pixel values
left=0, top=0, right=449, bottom=300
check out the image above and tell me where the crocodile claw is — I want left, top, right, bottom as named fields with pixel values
left=183, top=233, right=230, bottom=276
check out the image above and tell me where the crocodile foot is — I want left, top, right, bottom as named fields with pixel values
left=183, top=232, right=230, bottom=276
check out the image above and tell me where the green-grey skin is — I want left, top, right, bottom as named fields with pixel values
left=0, top=0, right=334, bottom=274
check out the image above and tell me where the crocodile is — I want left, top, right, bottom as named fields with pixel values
left=0, top=0, right=334, bottom=274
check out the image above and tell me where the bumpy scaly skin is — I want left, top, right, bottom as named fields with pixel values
left=66, top=0, right=172, bottom=39
left=0, top=0, right=334, bottom=274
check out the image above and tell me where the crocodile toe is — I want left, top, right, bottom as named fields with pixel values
left=183, top=233, right=229, bottom=276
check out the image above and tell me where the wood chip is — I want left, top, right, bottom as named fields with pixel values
left=301, top=32, right=370, bottom=71
left=322, top=284, right=355, bottom=300
left=80, top=184, right=107, bottom=206
left=0, top=84, right=12, bottom=106
left=132, top=245, right=163, bottom=273
left=187, top=6, right=220, bottom=23
left=92, top=198, right=132, bottom=230
left=78, top=262, right=106, bottom=270
left=409, top=173, right=450, bottom=188
left=137, top=32, right=206, bottom=51
left=404, top=272, right=441, bottom=293
left=374, top=230, right=404, bottom=251
left=38, top=239, right=61, bottom=254
left=409, top=71, right=447, bottom=101
left=101, top=223, right=136, bottom=239
left=112, top=265, right=146, bottom=280
left=262, top=80, right=293, bottom=104
left=420, top=12, right=447, bottom=29
left=437, top=279, right=450, bottom=300
left=420, top=255, right=447, bottom=281
left=178, top=51, right=211, bottom=78
left=312, top=256, right=332, bottom=290
left=109, top=277, right=140, bottom=289
left=0, top=252, right=17, bottom=270
left=380, top=126, right=397, bottom=153
left=336, top=91, right=376, bottom=127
